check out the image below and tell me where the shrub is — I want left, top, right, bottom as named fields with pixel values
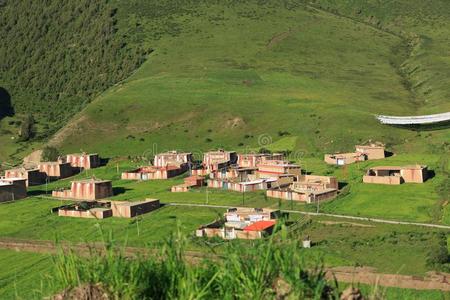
left=41, top=146, right=60, bottom=162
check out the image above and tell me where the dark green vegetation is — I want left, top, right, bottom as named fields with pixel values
left=0, top=0, right=147, bottom=160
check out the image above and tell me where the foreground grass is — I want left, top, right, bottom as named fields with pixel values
left=0, top=233, right=449, bottom=300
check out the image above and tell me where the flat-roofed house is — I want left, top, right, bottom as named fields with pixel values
left=355, top=143, right=385, bottom=160
left=324, top=152, right=366, bottom=166
left=0, top=178, right=27, bottom=202
left=66, top=153, right=101, bottom=169
left=266, top=187, right=337, bottom=203
left=256, top=163, right=301, bottom=178
left=153, top=151, right=192, bottom=168
left=171, top=175, right=205, bottom=192
left=52, top=178, right=113, bottom=200
left=58, top=202, right=113, bottom=219
left=325, top=142, right=386, bottom=165
left=203, top=150, right=237, bottom=171
left=208, top=177, right=278, bottom=192
left=38, top=162, right=74, bottom=179
left=196, top=207, right=280, bottom=240
left=363, top=165, right=428, bottom=185
left=111, top=199, right=160, bottom=218
left=266, top=174, right=338, bottom=203
left=294, top=175, right=338, bottom=190
left=237, top=153, right=284, bottom=168
left=4, top=167, right=46, bottom=186
left=224, top=207, right=280, bottom=222
left=121, top=165, right=186, bottom=180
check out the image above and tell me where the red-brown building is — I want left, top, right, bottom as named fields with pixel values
left=154, top=151, right=192, bottom=168
left=256, top=163, right=301, bottom=178
left=237, top=153, right=284, bottom=168
left=111, top=199, right=160, bottom=218
left=38, top=162, right=74, bottom=179
left=171, top=175, right=206, bottom=192
left=52, top=178, right=113, bottom=201
left=66, top=153, right=101, bottom=169
left=196, top=207, right=280, bottom=240
left=363, top=165, right=428, bottom=185
left=122, top=165, right=186, bottom=180
left=3, top=167, right=46, bottom=186
left=325, top=142, right=386, bottom=165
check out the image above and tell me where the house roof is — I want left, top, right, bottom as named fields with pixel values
left=243, top=220, right=276, bottom=232
left=369, top=165, right=426, bottom=171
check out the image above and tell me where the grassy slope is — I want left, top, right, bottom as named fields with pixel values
left=50, top=1, right=449, bottom=158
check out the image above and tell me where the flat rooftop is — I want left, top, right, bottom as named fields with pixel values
left=113, top=199, right=159, bottom=207
left=226, top=207, right=279, bottom=213
left=72, top=179, right=112, bottom=184
left=369, top=165, right=426, bottom=171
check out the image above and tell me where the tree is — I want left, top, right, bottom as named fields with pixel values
left=19, top=114, right=35, bottom=141
left=41, top=146, right=60, bottom=162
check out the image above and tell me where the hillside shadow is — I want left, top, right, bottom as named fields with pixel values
left=338, top=182, right=348, bottom=189
left=113, top=186, right=132, bottom=195
left=100, top=157, right=110, bottom=166
left=0, top=87, right=14, bottom=120
left=426, top=170, right=435, bottom=181
left=384, top=150, right=394, bottom=158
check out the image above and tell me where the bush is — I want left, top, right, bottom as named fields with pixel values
left=41, top=146, right=60, bottom=162
left=426, top=232, right=449, bottom=268
left=18, top=114, right=35, bottom=141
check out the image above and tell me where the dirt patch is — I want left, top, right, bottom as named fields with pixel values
left=267, top=29, right=292, bottom=49
left=49, top=115, right=88, bottom=147
left=326, top=267, right=450, bottom=291
left=318, top=220, right=375, bottom=228
left=22, top=149, right=43, bottom=166
left=225, top=117, right=245, bottom=128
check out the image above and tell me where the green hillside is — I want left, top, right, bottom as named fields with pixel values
left=45, top=0, right=449, bottom=158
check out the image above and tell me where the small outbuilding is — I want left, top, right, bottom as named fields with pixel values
left=38, top=162, right=74, bottom=179
left=363, top=165, right=428, bottom=185
left=4, top=167, right=46, bottom=186
left=111, top=199, right=160, bottom=218
left=0, top=178, right=27, bottom=202
left=52, top=178, right=113, bottom=200
left=122, top=165, right=186, bottom=180
left=66, top=153, right=101, bottom=169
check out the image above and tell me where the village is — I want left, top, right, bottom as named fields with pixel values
left=0, top=142, right=430, bottom=241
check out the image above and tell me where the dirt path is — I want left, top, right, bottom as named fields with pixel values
left=1, top=237, right=449, bottom=292
left=267, top=30, right=292, bottom=48
left=326, top=267, right=450, bottom=292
